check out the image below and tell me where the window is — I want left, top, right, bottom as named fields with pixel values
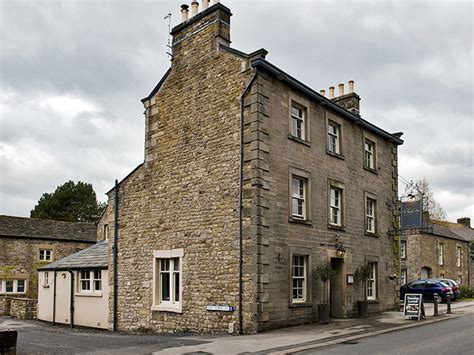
left=367, top=262, right=377, bottom=300
left=291, top=176, right=307, bottom=220
left=44, top=272, right=50, bottom=286
left=292, top=255, right=307, bottom=303
left=327, top=121, right=341, bottom=155
left=153, top=249, right=184, bottom=312
left=365, top=198, right=376, bottom=234
left=456, top=246, right=462, bottom=267
left=104, top=224, right=109, bottom=240
left=457, top=275, right=463, bottom=284
left=329, top=186, right=343, bottom=226
left=400, top=268, right=407, bottom=285
left=440, top=273, right=445, bottom=278
left=79, top=270, right=102, bottom=293
left=39, top=249, right=52, bottom=261
left=400, top=240, right=407, bottom=259
left=364, top=138, right=376, bottom=170
left=438, top=243, right=444, bottom=265
left=0, top=279, right=27, bottom=294
left=290, top=104, right=306, bottom=140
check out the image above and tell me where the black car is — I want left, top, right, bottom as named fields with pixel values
left=400, top=279, right=453, bottom=303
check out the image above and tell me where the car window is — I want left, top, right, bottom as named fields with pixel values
left=439, top=281, right=450, bottom=288
left=411, top=282, right=425, bottom=288
left=426, top=282, right=436, bottom=288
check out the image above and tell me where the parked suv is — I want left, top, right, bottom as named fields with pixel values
left=400, top=279, right=453, bottom=303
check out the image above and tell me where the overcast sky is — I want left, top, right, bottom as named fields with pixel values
left=0, top=0, right=472, bottom=223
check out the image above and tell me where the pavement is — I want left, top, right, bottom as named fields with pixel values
left=1, top=300, right=473, bottom=354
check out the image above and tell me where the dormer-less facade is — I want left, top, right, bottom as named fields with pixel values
left=101, top=1, right=403, bottom=334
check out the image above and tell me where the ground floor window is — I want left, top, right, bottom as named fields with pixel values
left=78, top=270, right=102, bottom=293
left=153, top=249, right=184, bottom=312
left=457, top=275, right=463, bottom=284
left=400, top=268, right=407, bottom=285
left=367, top=262, right=377, bottom=300
left=292, top=255, right=308, bottom=303
left=0, top=279, right=27, bottom=294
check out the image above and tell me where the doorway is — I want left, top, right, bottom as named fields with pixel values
left=330, top=257, right=345, bottom=318
left=421, top=266, right=432, bottom=279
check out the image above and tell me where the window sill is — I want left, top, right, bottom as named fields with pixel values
left=365, top=232, right=380, bottom=238
left=76, top=292, right=103, bottom=298
left=288, top=134, right=311, bottom=147
left=289, top=217, right=312, bottom=226
left=289, top=301, right=312, bottom=308
left=363, top=166, right=378, bottom=175
left=328, top=224, right=345, bottom=231
left=326, top=150, right=345, bottom=160
left=151, top=305, right=183, bottom=313
left=367, top=300, right=379, bottom=304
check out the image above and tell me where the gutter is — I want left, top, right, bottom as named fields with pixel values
left=238, top=70, right=258, bottom=335
left=113, top=179, right=119, bottom=332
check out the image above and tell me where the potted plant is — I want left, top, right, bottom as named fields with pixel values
left=355, top=263, right=372, bottom=318
left=315, top=262, right=336, bottom=324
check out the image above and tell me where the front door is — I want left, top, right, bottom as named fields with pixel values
left=330, top=257, right=345, bottom=318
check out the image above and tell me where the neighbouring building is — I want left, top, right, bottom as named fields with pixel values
left=399, top=218, right=472, bottom=287
left=98, top=1, right=404, bottom=334
left=37, top=241, right=109, bottom=329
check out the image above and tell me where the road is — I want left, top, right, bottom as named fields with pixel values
left=300, top=314, right=474, bottom=354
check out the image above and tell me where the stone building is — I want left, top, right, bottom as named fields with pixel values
left=399, top=218, right=472, bottom=287
left=0, top=215, right=96, bottom=299
left=100, top=1, right=403, bottom=334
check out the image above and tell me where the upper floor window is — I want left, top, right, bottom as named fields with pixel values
left=365, top=198, right=376, bottom=234
left=291, top=255, right=308, bottom=303
left=364, top=138, right=376, bottom=170
left=329, top=186, right=343, bottom=227
left=327, top=121, right=341, bottom=155
left=400, top=240, right=407, bottom=259
left=153, top=249, right=183, bottom=313
left=104, top=224, right=109, bottom=240
left=79, top=270, right=102, bottom=293
left=367, top=262, right=377, bottom=300
left=291, top=176, right=307, bottom=220
left=39, top=249, right=52, bottom=261
left=438, top=243, right=444, bottom=265
left=290, top=104, right=306, bottom=141
left=456, top=246, right=462, bottom=267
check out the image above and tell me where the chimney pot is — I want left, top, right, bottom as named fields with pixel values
left=202, top=0, right=209, bottom=10
left=348, top=80, right=354, bottom=93
left=338, top=83, right=344, bottom=96
left=329, top=86, right=335, bottom=98
left=457, top=217, right=471, bottom=228
left=191, top=1, right=199, bottom=16
left=181, top=4, right=189, bottom=22
left=320, top=89, right=326, bottom=97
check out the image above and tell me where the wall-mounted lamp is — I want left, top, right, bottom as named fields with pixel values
left=335, top=242, right=346, bottom=258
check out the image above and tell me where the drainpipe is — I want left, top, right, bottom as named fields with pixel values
left=67, top=270, right=74, bottom=328
left=52, top=271, right=57, bottom=325
left=238, top=70, right=258, bottom=335
left=113, top=179, right=119, bottom=332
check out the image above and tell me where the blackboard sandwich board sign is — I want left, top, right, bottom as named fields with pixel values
left=403, top=293, right=425, bottom=320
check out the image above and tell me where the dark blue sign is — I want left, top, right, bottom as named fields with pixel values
left=401, top=200, right=422, bottom=228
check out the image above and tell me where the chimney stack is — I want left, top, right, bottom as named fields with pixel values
left=202, top=0, right=209, bottom=10
left=338, top=83, right=344, bottom=96
left=320, top=89, right=326, bottom=97
left=191, top=1, right=199, bottom=16
left=181, top=4, right=189, bottom=22
left=348, top=80, right=354, bottom=93
left=329, top=86, right=335, bottom=98
left=457, top=217, right=471, bottom=228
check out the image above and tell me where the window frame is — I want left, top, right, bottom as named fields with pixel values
left=327, top=120, right=342, bottom=156
left=363, top=137, right=377, bottom=171
left=366, top=262, right=377, bottom=300
left=152, top=249, right=184, bottom=313
left=400, top=268, right=407, bottom=285
left=328, top=180, right=345, bottom=229
left=289, top=168, right=311, bottom=224
left=104, top=224, right=109, bottom=240
left=400, top=240, right=407, bottom=259
left=438, top=242, right=444, bottom=266
left=291, top=255, right=307, bottom=303
left=365, top=197, right=377, bottom=234
left=456, top=246, right=462, bottom=268
left=291, top=176, right=307, bottom=220
left=0, top=279, right=27, bottom=294
left=39, top=249, right=53, bottom=261
left=288, top=95, right=310, bottom=145
left=77, top=269, right=102, bottom=295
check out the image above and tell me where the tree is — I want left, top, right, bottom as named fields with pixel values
left=415, top=178, right=446, bottom=221
left=31, top=181, right=106, bottom=223
left=315, top=262, right=336, bottom=304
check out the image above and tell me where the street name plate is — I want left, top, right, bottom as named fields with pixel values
left=206, top=305, right=235, bottom=312
left=403, top=293, right=424, bottom=320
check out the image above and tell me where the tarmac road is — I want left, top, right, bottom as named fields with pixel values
left=301, top=313, right=474, bottom=355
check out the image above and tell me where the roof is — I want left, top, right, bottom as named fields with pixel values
left=0, top=215, right=97, bottom=243
left=141, top=68, right=171, bottom=103
left=429, top=220, right=474, bottom=242
left=39, top=241, right=109, bottom=271
left=106, top=163, right=144, bottom=195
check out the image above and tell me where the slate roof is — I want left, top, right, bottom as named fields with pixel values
left=425, top=220, right=473, bottom=242
left=39, top=241, right=109, bottom=271
left=0, top=215, right=97, bottom=243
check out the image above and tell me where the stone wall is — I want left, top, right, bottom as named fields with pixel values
left=0, top=238, right=94, bottom=299
left=0, top=296, right=37, bottom=320
left=401, top=234, right=469, bottom=284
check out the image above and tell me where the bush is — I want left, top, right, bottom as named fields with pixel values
left=459, top=285, right=474, bottom=299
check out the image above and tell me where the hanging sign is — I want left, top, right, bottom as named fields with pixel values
left=206, top=305, right=235, bottom=312
left=400, top=200, right=422, bottom=228
left=403, top=293, right=424, bottom=320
